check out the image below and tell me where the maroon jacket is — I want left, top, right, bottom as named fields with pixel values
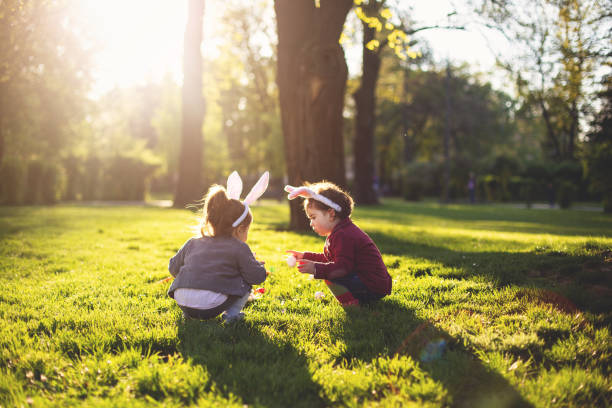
left=303, top=218, right=392, bottom=295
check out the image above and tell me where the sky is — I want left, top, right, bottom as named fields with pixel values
left=79, top=0, right=512, bottom=96
left=408, top=1, right=509, bottom=65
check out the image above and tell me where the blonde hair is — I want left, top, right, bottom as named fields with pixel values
left=303, top=181, right=354, bottom=219
left=199, top=185, right=252, bottom=237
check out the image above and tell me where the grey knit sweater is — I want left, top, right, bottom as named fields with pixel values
left=168, top=236, right=266, bottom=298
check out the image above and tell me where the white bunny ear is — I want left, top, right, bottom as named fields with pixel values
left=226, top=171, right=243, bottom=200
left=286, top=186, right=314, bottom=200
left=283, top=185, right=342, bottom=211
left=243, top=171, right=269, bottom=205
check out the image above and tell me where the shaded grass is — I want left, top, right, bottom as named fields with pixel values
left=0, top=200, right=610, bottom=407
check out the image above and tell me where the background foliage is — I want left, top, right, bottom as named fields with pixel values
left=0, top=0, right=610, bottom=210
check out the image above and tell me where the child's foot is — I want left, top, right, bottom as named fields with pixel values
left=222, top=312, right=245, bottom=324
left=341, top=299, right=360, bottom=307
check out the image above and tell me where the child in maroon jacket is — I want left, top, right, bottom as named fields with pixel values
left=285, top=182, right=391, bottom=306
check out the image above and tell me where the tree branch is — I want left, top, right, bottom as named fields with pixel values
left=407, top=24, right=465, bottom=34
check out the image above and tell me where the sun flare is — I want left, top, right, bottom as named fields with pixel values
left=75, top=0, right=189, bottom=93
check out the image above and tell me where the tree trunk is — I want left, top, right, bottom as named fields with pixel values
left=567, top=100, right=578, bottom=159
left=352, top=3, right=381, bottom=205
left=174, top=0, right=206, bottom=208
left=402, top=67, right=414, bottom=164
left=442, top=64, right=451, bottom=203
left=0, top=82, right=5, bottom=168
left=0, top=116, right=4, bottom=169
left=275, top=0, right=352, bottom=230
left=538, top=95, right=560, bottom=159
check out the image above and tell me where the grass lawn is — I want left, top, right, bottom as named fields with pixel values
left=0, top=199, right=611, bottom=407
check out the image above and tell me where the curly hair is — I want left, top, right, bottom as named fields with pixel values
left=303, top=181, right=354, bottom=219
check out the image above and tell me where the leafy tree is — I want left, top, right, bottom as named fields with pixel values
left=214, top=0, right=284, bottom=182
left=0, top=0, right=92, bottom=203
left=151, top=75, right=182, bottom=194
left=350, top=0, right=415, bottom=204
left=72, top=85, right=162, bottom=201
left=374, top=63, right=520, bottom=200
left=474, top=0, right=611, bottom=161
left=350, top=0, right=462, bottom=204
left=584, top=76, right=612, bottom=212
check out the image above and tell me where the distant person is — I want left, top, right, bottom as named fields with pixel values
left=167, top=171, right=269, bottom=323
left=467, top=172, right=476, bottom=204
left=373, top=175, right=380, bottom=198
left=285, top=182, right=392, bottom=306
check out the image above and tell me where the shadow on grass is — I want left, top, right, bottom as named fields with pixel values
left=337, top=299, right=533, bottom=407
left=177, top=317, right=329, bottom=408
left=175, top=302, right=531, bottom=407
left=368, top=231, right=612, bottom=315
left=0, top=207, right=70, bottom=241
left=361, top=200, right=612, bottom=238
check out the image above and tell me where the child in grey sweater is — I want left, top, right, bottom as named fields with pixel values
left=168, top=172, right=269, bottom=322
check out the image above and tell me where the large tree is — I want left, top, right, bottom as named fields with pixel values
left=474, top=0, right=611, bottom=161
left=350, top=1, right=458, bottom=204
left=215, top=0, right=283, bottom=180
left=0, top=0, right=90, bottom=167
left=275, top=0, right=353, bottom=229
left=584, top=76, right=612, bottom=212
left=174, top=0, right=206, bottom=208
left=352, top=0, right=384, bottom=205
left=374, top=64, right=519, bottom=198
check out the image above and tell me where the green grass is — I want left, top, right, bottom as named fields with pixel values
left=0, top=199, right=611, bottom=407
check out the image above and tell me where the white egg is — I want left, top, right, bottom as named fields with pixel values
left=286, top=255, right=297, bottom=267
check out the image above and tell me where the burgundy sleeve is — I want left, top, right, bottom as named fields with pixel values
left=302, top=252, right=328, bottom=263
left=313, top=232, right=355, bottom=280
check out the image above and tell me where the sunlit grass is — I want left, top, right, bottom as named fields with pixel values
left=0, top=201, right=610, bottom=407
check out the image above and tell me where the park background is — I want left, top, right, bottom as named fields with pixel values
left=1, top=0, right=611, bottom=219
left=1, top=0, right=611, bottom=407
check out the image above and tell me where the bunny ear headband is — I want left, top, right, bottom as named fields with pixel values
left=227, top=171, right=270, bottom=227
left=284, top=185, right=341, bottom=212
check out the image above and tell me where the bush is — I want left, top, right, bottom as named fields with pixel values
left=553, top=160, right=583, bottom=186
left=490, top=155, right=520, bottom=201
left=523, top=161, right=551, bottom=182
left=62, top=155, right=82, bottom=201
left=508, top=176, right=524, bottom=202
left=603, top=193, right=612, bottom=213
left=557, top=181, right=577, bottom=209
left=102, top=154, right=160, bottom=201
left=585, top=140, right=612, bottom=213
left=520, top=178, right=537, bottom=208
left=23, top=160, right=44, bottom=204
left=22, top=160, right=64, bottom=205
left=480, top=174, right=499, bottom=202
left=82, top=156, right=102, bottom=201
left=40, top=163, right=65, bottom=205
left=0, top=159, right=25, bottom=205
left=521, top=161, right=552, bottom=202
left=401, top=161, right=438, bottom=201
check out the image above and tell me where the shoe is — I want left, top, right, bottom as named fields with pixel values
left=222, top=312, right=245, bottom=323
left=341, top=299, right=360, bottom=307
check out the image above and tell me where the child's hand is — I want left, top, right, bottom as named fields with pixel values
left=253, top=252, right=265, bottom=265
left=297, top=259, right=315, bottom=275
left=286, top=250, right=304, bottom=260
